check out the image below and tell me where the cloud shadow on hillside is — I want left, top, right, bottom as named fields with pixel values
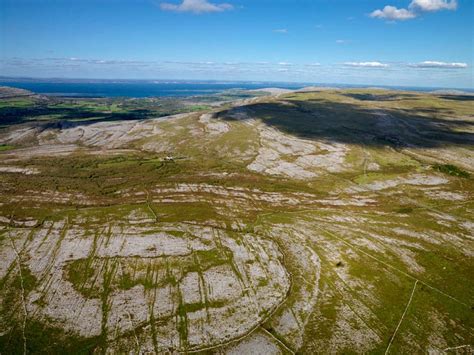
left=216, top=98, right=474, bottom=149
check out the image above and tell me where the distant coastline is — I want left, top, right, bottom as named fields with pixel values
left=0, top=77, right=472, bottom=98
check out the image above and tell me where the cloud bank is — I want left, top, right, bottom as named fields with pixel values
left=1, top=57, right=469, bottom=89
left=409, top=61, right=468, bottom=68
left=344, top=62, right=389, bottom=68
left=160, top=0, right=233, bottom=14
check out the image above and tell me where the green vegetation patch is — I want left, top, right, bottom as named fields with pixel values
left=0, top=144, right=15, bottom=151
left=433, top=164, right=470, bottom=178
left=395, top=206, right=414, bottom=214
left=0, top=319, right=101, bottom=354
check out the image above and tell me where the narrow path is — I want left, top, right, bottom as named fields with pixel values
left=146, top=190, right=159, bottom=222
left=384, top=280, right=418, bottom=354
left=8, top=227, right=28, bottom=355
left=260, top=326, right=296, bottom=354
left=444, top=344, right=472, bottom=352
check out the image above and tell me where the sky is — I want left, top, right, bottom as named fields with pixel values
left=0, top=0, right=473, bottom=88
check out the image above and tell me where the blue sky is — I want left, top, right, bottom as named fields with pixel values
left=1, top=0, right=473, bottom=88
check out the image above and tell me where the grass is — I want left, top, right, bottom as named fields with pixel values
left=395, top=206, right=414, bottom=214
left=0, top=144, right=15, bottom=151
left=0, top=319, right=101, bottom=354
left=353, top=172, right=398, bottom=184
left=433, top=164, right=470, bottom=178
left=0, top=98, right=35, bottom=108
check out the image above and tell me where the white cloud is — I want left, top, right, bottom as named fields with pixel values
left=344, top=61, right=389, bottom=68
left=409, top=0, right=457, bottom=11
left=370, top=6, right=416, bottom=20
left=409, top=61, right=468, bottom=68
left=160, top=0, right=233, bottom=14
left=371, top=0, right=458, bottom=21
left=336, top=39, right=349, bottom=44
left=278, top=62, right=292, bottom=66
left=273, top=29, right=288, bottom=34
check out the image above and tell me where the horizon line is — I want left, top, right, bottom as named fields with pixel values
left=1, top=75, right=473, bottom=91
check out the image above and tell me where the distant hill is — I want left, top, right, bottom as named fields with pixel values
left=0, top=85, right=36, bottom=98
left=431, top=89, right=474, bottom=96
